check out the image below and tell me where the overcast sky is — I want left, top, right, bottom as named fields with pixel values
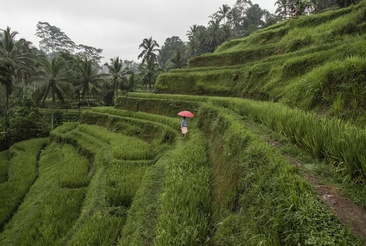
left=1, top=0, right=277, bottom=63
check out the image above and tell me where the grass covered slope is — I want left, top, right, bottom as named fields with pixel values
left=156, top=0, right=366, bottom=124
left=115, top=93, right=363, bottom=245
left=0, top=109, right=180, bottom=245
left=1, top=92, right=365, bottom=245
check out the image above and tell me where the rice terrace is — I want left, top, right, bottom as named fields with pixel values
left=2, top=1, right=366, bottom=245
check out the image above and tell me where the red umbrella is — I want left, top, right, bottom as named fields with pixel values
left=178, top=110, right=194, bottom=118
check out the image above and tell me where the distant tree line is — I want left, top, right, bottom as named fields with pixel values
left=0, top=24, right=145, bottom=149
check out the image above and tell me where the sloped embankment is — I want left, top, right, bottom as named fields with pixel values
left=156, top=1, right=366, bottom=125
left=114, top=93, right=363, bottom=245
left=0, top=91, right=365, bottom=245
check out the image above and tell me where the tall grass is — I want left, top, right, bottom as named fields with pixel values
left=86, top=107, right=181, bottom=133
left=0, top=150, right=9, bottom=184
left=118, top=93, right=366, bottom=180
left=107, top=160, right=148, bottom=207
left=195, top=103, right=361, bottom=245
left=210, top=96, right=366, bottom=180
left=0, top=142, right=84, bottom=245
left=0, top=138, right=47, bottom=229
left=154, top=131, right=211, bottom=246
left=120, top=94, right=362, bottom=244
left=118, top=158, right=167, bottom=245
left=59, top=143, right=90, bottom=188
left=77, top=124, right=154, bottom=160
left=67, top=209, right=126, bottom=246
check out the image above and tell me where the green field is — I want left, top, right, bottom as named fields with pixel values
left=2, top=2, right=366, bottom=245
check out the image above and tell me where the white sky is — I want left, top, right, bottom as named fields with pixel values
left=0, top=0, right=277, bottom=63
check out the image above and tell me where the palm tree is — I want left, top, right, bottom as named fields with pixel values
left=275, top=0, right=289, bottom=18
left=214, top=4, right=232, bottom=25
left=141, top=57, right=161, bottom=91
left=14, top=39, right=37, bottom=100
left=169, top=50, right=186, bottom=69
left=104, top=56, right=131, bottom=98
left=75, top=57, right=107, bottom=107
left=228, top=7, right=243, bottom=34
left=32, top=56, right=74, bottom=129
left=187, top=25, right=199, bottom=41
left=138, top=37, right=160, bottom=64
left=206, top=20, right=223, bottom=51
left=0, top=27, right=18, bottom=116
left=0, top=27, right=34, bottom=132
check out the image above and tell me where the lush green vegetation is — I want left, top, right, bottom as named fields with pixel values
left=1, top=94, right=364, bottom=245
left=156, top=1, right=366, bottom=125
left=0, top=138, right=47, bottom=230
left=2, top=1, right=366, bottom=245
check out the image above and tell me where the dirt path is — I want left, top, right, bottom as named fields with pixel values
left=243, top=117, right=366, bottom=244
left=305, top=172, right=366, bottom=243
left=285, top=152, right=366, bottom=244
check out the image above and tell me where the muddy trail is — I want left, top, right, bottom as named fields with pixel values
left=245, top=119, right=366, bottom=245
left=287, top=154, right=366, bottom=243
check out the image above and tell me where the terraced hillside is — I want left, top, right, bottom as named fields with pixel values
left=156, top=1, right=366, bottom=126
left=1, top=92, right=366, bottom=245
left=2, top=2, right=366, bottom=245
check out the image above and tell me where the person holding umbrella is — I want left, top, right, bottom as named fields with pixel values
left=181, top=116, right=188, bottom=138
left=177, top=110, right=194, bottom=138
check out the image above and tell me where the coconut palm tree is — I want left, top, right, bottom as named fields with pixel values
left=206, top=20, right=223, bottom=51
left=275, top=0, right=290, bottom=18
left=228, top=7, right=243, bottom=34
left=138, top=37, right=160, bottom=64
left=0, top=27, right=35, bottom=132
left=104, top=56, right=131, bottom=98
left=169, top=50, right=186, bottom=69
left=32, top=56, right=74, bottom=129
left=75, top=57, right=107, bottom=107
left=213, top=4, right=232, bottom=25
left=141, top=57, right=161, bottom=91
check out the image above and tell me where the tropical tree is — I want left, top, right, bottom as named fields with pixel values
left=32, top=56, right=74, bottom=129
left=138, top=37, right=160, bottom=64
left=36, top=21, right=103, bottom=64
left=169, top=50, right=186, bottom=69
left=186, top=25, right=211, bottom=58
left=275, top=0, right=290, bottom=18
left=243, top=4, right=267, bottom=33
left=0, top=27, right=34, bottom=132
left=104, top=56, right=131, bottom=98
left=228, top=7, right=244, bottom=36
left=158, top=36, right=186, bottom=69
left=141, top=57, right=161, bottom=91
left=206, top=20, right=223, bottom=51
left=212, top=4, right=232, bottom=25
left=187, top=25, right=199, bottom=41
left=74, top=57, right=107, bottom=107
left=13, top=39, right=38, bottom=100
left=290, top=0, right=315, bottom=16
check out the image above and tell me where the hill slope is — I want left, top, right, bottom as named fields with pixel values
left=156, top=0, right=366, bottom=125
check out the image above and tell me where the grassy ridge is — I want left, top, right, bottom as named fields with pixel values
left=154, top=131, right=211, bottom=245
left=125, top=93, right=366, bottom=182
left=0, top=106, right=185, bottom=245
left=0, top=150, right=10, bottom=184
left=197, top=104, right=358, bottom=245
left=155, top=1, right=366, bottom=124
left=116, top=94, right=362, bottom=245
left=0, top=138, right=47, bottom=231
left=0, top=142, right=84, bottom=245
left=118, top=162, right=166, bottom=246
